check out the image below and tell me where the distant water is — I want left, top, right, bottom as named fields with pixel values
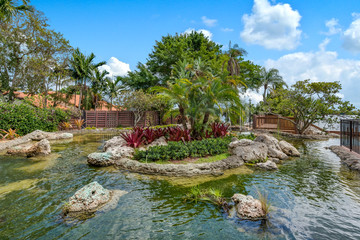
left=315, top=115, right=359, bottom=131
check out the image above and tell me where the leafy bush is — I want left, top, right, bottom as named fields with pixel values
left=133, top=137, right=232, bottom=162
left=0, top=102, right=70, bottom=136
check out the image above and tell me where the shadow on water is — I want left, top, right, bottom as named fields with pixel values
left=0, top=135, right=360, bottom=239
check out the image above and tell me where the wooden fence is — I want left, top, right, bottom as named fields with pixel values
left=253, top=115, right=297, bottom=133
left=79, top=111, right=161, bottom=128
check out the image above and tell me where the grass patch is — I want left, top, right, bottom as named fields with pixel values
left=193, top=153, right=229, bottom=163
left=148, top=153, right=229, bottom=165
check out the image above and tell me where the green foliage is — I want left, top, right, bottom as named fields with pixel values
left=119, top=90, right=158, bottom=126
left=184, top=186, right=226, bottom=206
left=120, top=63, right=160, bottom=90
left=267, top=79, right=352, bottom=134
left=146, top=31, right=222, bottom=82
left=0, top=102, right=70, bottom=135
left=133, top=137, right=232, bottom=162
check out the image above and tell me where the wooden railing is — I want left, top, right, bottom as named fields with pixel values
left=253, top=115, right=296, bottom=133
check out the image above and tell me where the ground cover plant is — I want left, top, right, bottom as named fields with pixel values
left=133, top=137, right=232, bottom=162
left=133, top=133, right=254, bottom=162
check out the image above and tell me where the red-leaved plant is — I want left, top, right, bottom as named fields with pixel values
left=211, top=123, right=229, bottom=138
left=120, top=130, right=144, bottom=148
left=166, top=127, right=191, bottom=142
left=143, top=128, right=157, bottom=144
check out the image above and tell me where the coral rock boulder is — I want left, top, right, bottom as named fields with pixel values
left=231, top=194, right=266, bottom=220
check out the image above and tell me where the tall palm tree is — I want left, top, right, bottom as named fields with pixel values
left=69, top=48, right=105, bottom=111
left=0, top=0, right=31, bottom=21
left=223, top=41, right=247, bottom=76
left=105, top=77, right=123, bottom=111
left=91, top=68, right=109, bottom=111
left=258, top=67, right=286, bottom=104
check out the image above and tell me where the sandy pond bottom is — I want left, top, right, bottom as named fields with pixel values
left=0, top=134, right=360, bottom=239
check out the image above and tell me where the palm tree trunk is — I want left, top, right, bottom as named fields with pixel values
left=179, top=106, right=187, bottom=130
left=201, top=112, right=210, bottom=133
left=263, top=84, right=268, bottom=104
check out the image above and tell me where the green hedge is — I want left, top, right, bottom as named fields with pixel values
left=0, top=102, right=70, bottom=136
left=133, top=137, right=232, bottom=162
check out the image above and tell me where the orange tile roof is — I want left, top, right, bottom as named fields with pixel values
left=3, top=91, right=121, bottom=111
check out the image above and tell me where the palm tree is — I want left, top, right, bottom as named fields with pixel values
left=223, top=41, right=247, bottom=76
left=69, top=48, right=105, bottom=111
left=91, top=68, right=109, bottom=111
left=151, top=79, right=191, bottom=130
left=105, top=77, right=123, bottom=111
left=258, top=67, right=286, bottom=104
left=0, top=0, right=31, bottom=21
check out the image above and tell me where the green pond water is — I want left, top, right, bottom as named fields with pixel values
left=1, top=134, right=360, bottom=239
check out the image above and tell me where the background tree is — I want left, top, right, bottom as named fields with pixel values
left=0, top=0, right=31, bottom=21
left=91, top=68, right=109, bottom=111
left=0, top=8, right=71, bottom=101
left=146, top=31, right=222, bottom=84
left=258, top=67, right=286, bottom=104
left=120, top=90, right=155, bottom=126
left=120, top=63, right=160, bottom=91
left=105, top=76, right=123, bottom=111
left=69, top=48, right=105, bottom=110
left=223, top=41, right=247, bottom=76
left=268, top=79, right=353, bottom=134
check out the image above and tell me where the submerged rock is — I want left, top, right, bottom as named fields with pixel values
left=279, top=140, right=301, bottom=157
left=63, top=181, right=127, bottom=214
left=87, top=152, right=114, bottom=167
left=229, top=139, right=268, bottom=163
left=7, top=139, right=51, bottom=157
left=231, top=193, right=266, bottom=220
left=256, top=160, right=278, bottom=170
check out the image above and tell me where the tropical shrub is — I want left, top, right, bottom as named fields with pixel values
left=74, top=119, right=85, bottom=130
left=133, top=137, right=232, bottom=162
left=59, top=122, right=72, bottom=130
left=211, top=123, right=229, bottom=138
left=120, top=129, right=145, bottom=148
left=0, top=102, right=70, bottom=136
left=0, top=129, right=20, bottom=140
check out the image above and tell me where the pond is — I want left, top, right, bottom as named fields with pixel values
left=0, top=134, right=360, bottom=239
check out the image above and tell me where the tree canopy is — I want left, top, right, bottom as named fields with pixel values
left=267, top=79, right=354, bottom=134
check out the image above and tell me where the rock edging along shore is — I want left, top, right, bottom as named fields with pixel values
left=0, top=130, right=73, bottom=152
left=329, top=145, right=360, bottom=171
left=87, top=134, right=300, bottom=176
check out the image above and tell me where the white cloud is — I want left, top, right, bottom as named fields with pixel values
left=265, top=45, right=360, bottom=107
left=343, top=13, right=360, bottom=53
left=98, top=57, right=131, bottom=78
left=240, top=0, right=302, bottom=50
left=184, top=28, right=213, bottom=40
left=323, top=18, right=341, bottom=35
left=318, top=38, right=330, bottom=52
left=242, top=89, right=263, bottom=104
left=201, top=16, right=218, bottom=27
left=221, top=28, right=234, bottom=32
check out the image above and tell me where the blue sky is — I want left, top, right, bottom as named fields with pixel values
left=32, top=0, right=360, bottom=107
